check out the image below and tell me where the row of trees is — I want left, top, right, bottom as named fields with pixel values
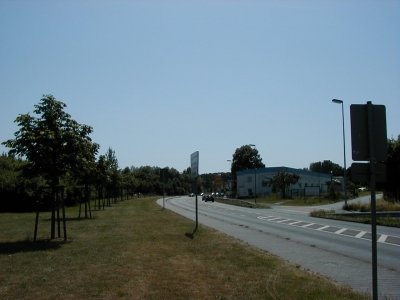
left=0, top=95, right=233, bottom=212
left=0, top=151, right=232, bottom=212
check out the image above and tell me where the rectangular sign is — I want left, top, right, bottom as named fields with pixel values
left=350, top=103, right=387, bottom=161
left=351, top=163, right=386, bottom=184
left=190, top=151, right=199, bottom=177
left=160, top=167, right=168, bottom=183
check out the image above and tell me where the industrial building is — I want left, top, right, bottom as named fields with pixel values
left=236, top=167, right=334, bottom=198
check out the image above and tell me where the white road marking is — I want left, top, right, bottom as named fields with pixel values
left=355, top=231, right=367, bottom=238
left=335, top=228, right=348, bottom=234
left=317, top=225, right=330, bottom=231
left=378, top=234, right=388, bottom=243
left=276, top=219, right=291, bottom=223
left=287, top=221, right=302, bottom=225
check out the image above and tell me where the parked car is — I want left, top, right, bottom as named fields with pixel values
left=202, top=194, right=214, bottom=202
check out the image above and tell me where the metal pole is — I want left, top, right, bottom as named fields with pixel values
left=249, top=144, right=257, bottom=204
left=254, top=169, right=257, bottom=204
left=367, top=101, right=378, bottom=300
left=195, top=194, right=198, bottom=232
left=163, top=189, right=165, bottom=209
left=332, top=99, right=347, bottom=206
left=34, top=200, right=40, bottom=242
left=341, top=101, right=347, bottom=205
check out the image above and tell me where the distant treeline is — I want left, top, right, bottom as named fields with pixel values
left=0, top=153, right=231, bottom=212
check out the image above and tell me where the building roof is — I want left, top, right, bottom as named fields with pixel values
left=237, top=166, right=332, bottom=179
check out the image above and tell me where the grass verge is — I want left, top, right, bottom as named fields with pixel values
left=0, top=197, right=368, bottom=299
left=311, top=199, right=400, bottom=228
left=344, top=199, right=400, bottom=212
left=215, top=197, right=269, bottom=208
left=311, top=210, right=400, bottom=228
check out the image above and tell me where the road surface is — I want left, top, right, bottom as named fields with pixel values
left=157, top=196, right=400, bottom=299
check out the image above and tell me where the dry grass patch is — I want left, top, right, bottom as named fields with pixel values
left=0, top=197, right=368, bottom=299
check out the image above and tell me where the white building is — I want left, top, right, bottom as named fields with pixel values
left=236, top=166, right=333, bottom=198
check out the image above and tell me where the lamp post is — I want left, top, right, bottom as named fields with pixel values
left=249, top=144, right=257, bottom=203
left=332, top=99, right=347, bottom=206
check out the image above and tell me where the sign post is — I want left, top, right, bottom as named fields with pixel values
left=190, top=151, right=199, bottom=234
left=350, top=102, right=387, bottom=300
left=160, top=168, right=168, bottom=209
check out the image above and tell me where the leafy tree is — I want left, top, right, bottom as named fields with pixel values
left=269, top=171, right=300, bottom=199
left=199, top=172, right=231, bottom=194
left=94, top=148, right=121, bottom=204
left=104, top=147, right=120, bottom=198
left=309, top=160, right=343, bottom=176
left=2, top=95, right=98, bottom=238
left=68, top=128, right=99, bottom=186
left=121, top=167, right=134, bottom=199
left=386, top=135, right=400, bottom=201
left=161, top=167, right=189, bottom=195
left=230, top=145, right=265, bottom=194
left=3, top=95, right=98, bottom=187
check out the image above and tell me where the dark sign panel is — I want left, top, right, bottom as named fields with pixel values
left=351, top=162, right=386, bottom=184
left=350, top=103, right=387, bottom=161
left=190, top=151, right=199, bottom=177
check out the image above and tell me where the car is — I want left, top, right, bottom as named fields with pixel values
left=202, top=194, right=214, bottom=202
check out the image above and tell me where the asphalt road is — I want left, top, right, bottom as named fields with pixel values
left=157, top=196, right=400, bottom=299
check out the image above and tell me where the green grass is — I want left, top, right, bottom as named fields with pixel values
left=311, top=199, right=400, bottom=227
left=0, top=197, right=368, bottom=299
left=311, top=211, right=400, bottom=228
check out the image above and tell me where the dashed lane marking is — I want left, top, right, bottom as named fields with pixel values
left=378, top=234, right=388, bottom=243
left=317, top=225, right=330, bottom=231
left=199, top=202, right=400, bottom=247
left=301, top=223, right=316, bottom=228
left=335, top=228, right=348, bottom=234
left=288, top=221, right=302, bottom=225
left=276, top=219, right=291, bottom=223
left=256, top=215, right=400, bottom=247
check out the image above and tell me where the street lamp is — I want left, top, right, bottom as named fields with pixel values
left=332, top=99, right=347, bottom=205
left=249, top=144, right=257, bottom=203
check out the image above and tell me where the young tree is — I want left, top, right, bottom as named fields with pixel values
left=269, top=171, right=300, bottom=199
left=3, top=95, right=98, bottom=187
left=96, top=147, right=121, bottom=202
left=2, top=94, right=98, bottom=239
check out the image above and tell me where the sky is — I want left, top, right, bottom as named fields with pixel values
left=1, top=0, right=399, bottom=174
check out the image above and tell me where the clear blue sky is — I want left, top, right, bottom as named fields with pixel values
left=1, top=0, right=399, bottom=174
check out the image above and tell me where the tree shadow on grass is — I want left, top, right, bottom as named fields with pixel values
left=0, top=239, right=64, bottom=255
left=40, top=216, right=97, bottom=222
